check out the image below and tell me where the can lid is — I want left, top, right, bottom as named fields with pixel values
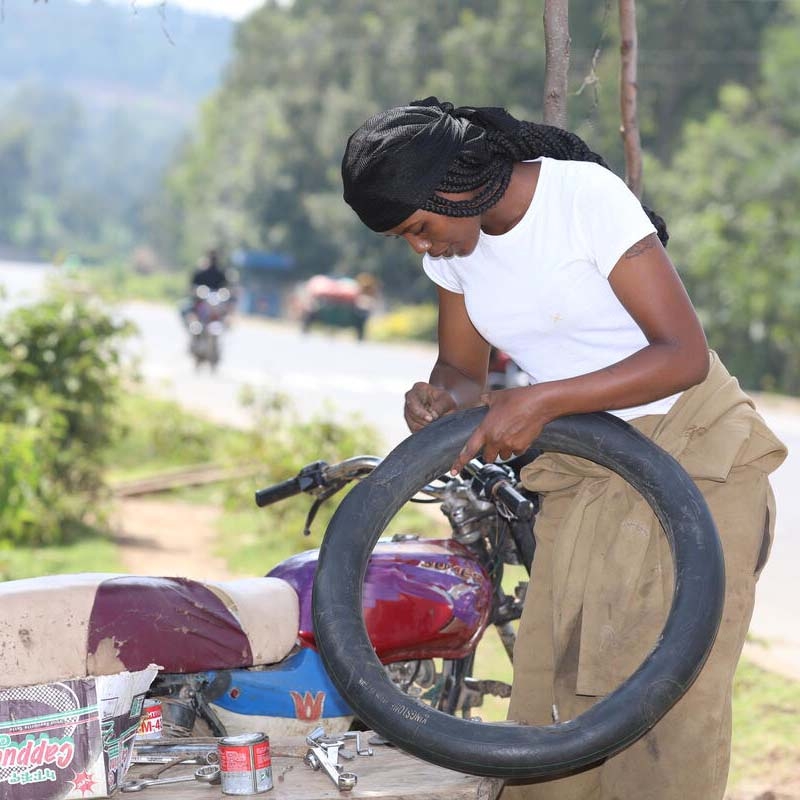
left=219, top=733, right=267, bottom=746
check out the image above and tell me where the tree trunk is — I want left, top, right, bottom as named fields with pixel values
left=543, top=0, right=570, bottom=129
left=619, top=0, right=643, bottom=197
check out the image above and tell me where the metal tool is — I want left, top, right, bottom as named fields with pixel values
left=303, top=727, right=361, bottom=791
left=132, top=740, right=220, bottom=765
left=303, top=746, right=358, bottom=792
left=306, top=727, right=373, bottom=760
left=120, top=764, right=221, bottom=792
left=310, top=732, right=346, bottom=765
left=135, top=751, right=220, bottom=780
left=340, top=731, right=373, bottom=757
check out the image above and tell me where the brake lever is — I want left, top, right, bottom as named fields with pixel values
left=303, top=482, right=347, bottom=536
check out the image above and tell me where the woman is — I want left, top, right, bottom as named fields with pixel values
left=340, top=97, right=787, bottom=800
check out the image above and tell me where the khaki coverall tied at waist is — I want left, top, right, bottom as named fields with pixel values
left=502, top=351, right=788, bottom=800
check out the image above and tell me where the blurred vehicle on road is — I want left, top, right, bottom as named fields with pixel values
left=487, top=347, right=528, bottom=390
left=292, top=273, right=379, bottom=340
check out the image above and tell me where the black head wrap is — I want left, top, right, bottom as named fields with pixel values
left=341, top=98, right=518, bottom=232
left=342, top=97, right=670, bottom=245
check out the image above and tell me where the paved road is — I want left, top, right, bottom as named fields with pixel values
left=743, top=402, right=800, bottom=678
left=123, top=298, right=433, bottom=451
left=1, top=260, right=798, bottom=678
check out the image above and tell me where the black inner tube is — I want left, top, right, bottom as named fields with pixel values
left=312, top=409, right=725, bottom=780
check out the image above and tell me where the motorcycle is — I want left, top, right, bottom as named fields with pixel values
left=145, top=452, right=538, bottom=739
left=0, top=453, right=534, bottom=798
left=186, top=284, right=232, bottom=370
left=0, top=411, right=723, bottom=785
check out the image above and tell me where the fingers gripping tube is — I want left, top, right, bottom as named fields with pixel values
left=312, top=408, right=724, bottom=780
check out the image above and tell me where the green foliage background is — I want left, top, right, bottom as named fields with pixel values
left=0, top=1, right=233, bottom=261
left=151, top=0, right=799, bottom=392
left=0, top=291, right=133, bottom=544
left=158, top=0, right=779, bottom=291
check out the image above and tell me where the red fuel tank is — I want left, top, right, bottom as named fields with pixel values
left=268, top=538, right=492, bottom=662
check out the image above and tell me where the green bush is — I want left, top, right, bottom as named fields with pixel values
left=0, top=290, right=134, bottom=545
left=0, top=422, right=57, bottom=544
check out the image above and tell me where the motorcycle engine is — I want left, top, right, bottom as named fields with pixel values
left=384, top=660, right=437, bottom=697
left=440, top=483, right=496, bottom=544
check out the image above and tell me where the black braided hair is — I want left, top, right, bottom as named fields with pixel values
left=420, top=103, right=669, bottom=247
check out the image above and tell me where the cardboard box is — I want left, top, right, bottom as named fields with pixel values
left=0, top=665, right=159, bottom=799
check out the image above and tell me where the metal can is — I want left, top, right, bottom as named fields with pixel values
left=218, top=732, right=273, bottom=795
left=135, top=699, right=163, bottom=740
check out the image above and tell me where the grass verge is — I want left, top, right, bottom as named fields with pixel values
left=729, top=659, right=800, bottom=787
left=0, top=523, right=124, bottom=580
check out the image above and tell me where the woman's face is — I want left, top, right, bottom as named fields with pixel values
left=385, top=208, right=482, bottom=259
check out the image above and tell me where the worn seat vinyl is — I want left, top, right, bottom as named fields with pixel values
left=0, top=573, right=299, bottom=688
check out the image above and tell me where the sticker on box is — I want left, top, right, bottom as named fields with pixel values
left=0, top=665, right=159, bottom=800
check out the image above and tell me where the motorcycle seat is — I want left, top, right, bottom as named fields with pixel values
left=0, top=573, right=299, bottom=689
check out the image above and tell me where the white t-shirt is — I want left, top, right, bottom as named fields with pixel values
left=422, top=157, right=681, bottom=421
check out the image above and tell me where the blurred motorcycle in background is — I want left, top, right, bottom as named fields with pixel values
left=186, top=284, right=233, bottom=370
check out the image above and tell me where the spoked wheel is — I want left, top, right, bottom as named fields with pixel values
left=437, top=654, right=477, bottom=717
left=312, top=409, right=725, bottom=780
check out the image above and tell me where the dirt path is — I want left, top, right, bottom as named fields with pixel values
left=729, top=779, right=800, bottom=800
left=111, top=497, right=237, bottom=581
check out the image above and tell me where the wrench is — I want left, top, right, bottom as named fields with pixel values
left=132, top=744, right=220, bottom=766
left=340, top=731, right=374, bottom=757
left=121, top=764, right=221, bottom=792
left=136, top=753, right=214, bottom=780
left=304, top=746, right=358, bottom=792
left=317, top=736, right=346, bottom=765
left=307, top=728, right=372, bottom=762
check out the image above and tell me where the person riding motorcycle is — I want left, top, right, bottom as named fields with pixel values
left=180, top=249, right=235, bottom=327
left=190, top=248, right=230, bottom=292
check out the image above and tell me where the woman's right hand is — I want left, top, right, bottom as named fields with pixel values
left=404, top=382, right=458, bottom=432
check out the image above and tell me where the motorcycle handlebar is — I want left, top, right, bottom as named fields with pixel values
left=254, top=455, right=459, bottom=512
left=493, top=481, right=535, bottom=521
left=463, top=459, right=535, bottom=521
left=254, top=454, right=535, bottom=513
left=254, top=457, right=382, bottom=509
left=254, top=477, right=302, bottom=507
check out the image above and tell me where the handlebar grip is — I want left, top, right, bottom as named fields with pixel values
left=495, top=481, right=535, bottom=521
left=254, top=477, right=302, bottom=507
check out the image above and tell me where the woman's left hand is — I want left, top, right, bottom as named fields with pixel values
left=449, top=385, right=549, bottom=475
